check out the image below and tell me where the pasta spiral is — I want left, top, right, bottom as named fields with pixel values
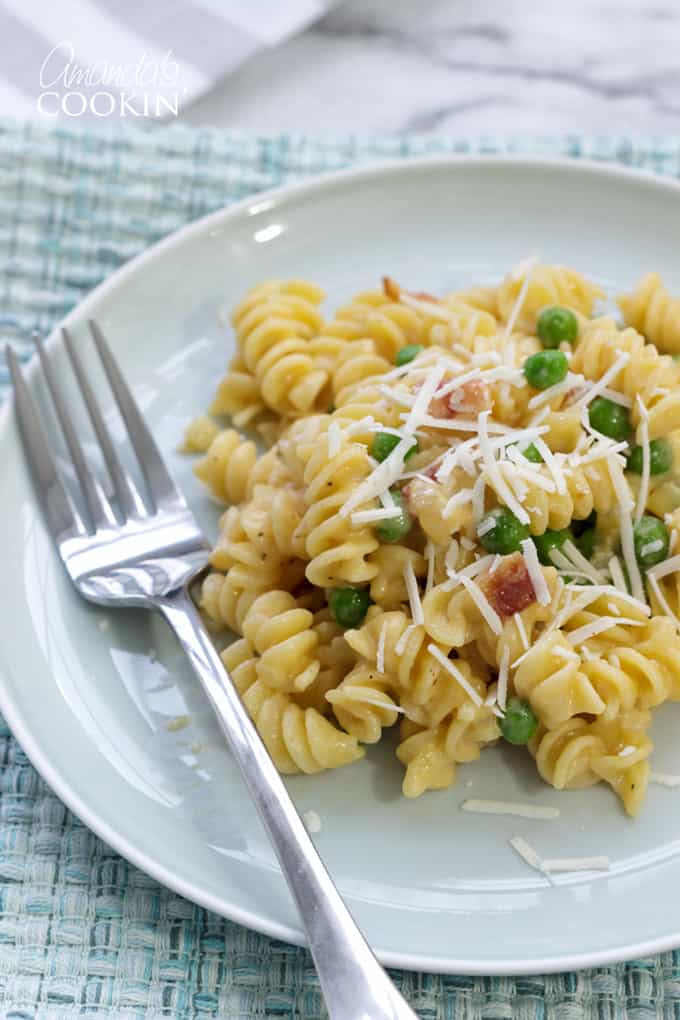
left=426, top=302, right=498, bottom=351
left=366, top=546, right=427, bottom=609
left=397, top=696, right=499, bottom=798
left=241, top=591, right=320, bottom=693
left=238, top=484, right=307, bottom=559
left=233, top=279, right=329, bottom=415
left=513, top=630, right=607, bottom=728
left=296, top=609, right=357, bottom=715
left=345, top=608, right=451, bottom=709
left=572, top=317, right=680, bottom=438
left=296, top=426, right=379, bottom=587
left=531, top=711, right=651, bottom=816
left=618, top=272, right=680, bottom=355
left=326, top=661, right=399, bottom=743
left=331, top=339, right=392, bottom=405
left=201, top=510, right=305, bottom=632
left=220, top=639, right=364, bottom=774
left=192, top=428, right=257, bottom=505
left=497, top=262, right=604, bottom=331
left=210, top=354, right=266, bottom=427
left=181, top=415, right=220, bottom=453
left=335, top=290, right=427, bottom=361
left=483, top=457, right=619, bottom=534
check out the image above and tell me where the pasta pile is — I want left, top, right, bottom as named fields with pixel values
left=185, top=263, right=680, bottom=815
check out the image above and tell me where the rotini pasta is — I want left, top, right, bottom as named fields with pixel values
left=220, top=639, right=364, bottom=774
left=186, top=260, right=680, bottom=817
left=619, top=272, right=680, bottom=355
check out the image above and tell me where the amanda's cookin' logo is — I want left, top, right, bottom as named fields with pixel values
left=37, top=41, right=185, bottom=118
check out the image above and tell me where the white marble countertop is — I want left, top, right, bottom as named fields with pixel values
left=182, top=0, right=680, bottom=135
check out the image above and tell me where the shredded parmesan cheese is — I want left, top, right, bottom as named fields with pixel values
left=542, top=856, right=610, bottom=873
left=425, top=541, right=436, bottom=595
left=650, top=771, right=680, bottom=787
left=514, top=612, right=529, bottom=651
left=608, top=458, right=645, bottom=602
left=562, top=539, right=606, bottom=583
left=509, top=836, right=545, bottom=872
left=395, top=623, right=418, bottom=656
left=608, top=556, right=629, bottom=593
left=520, top=538, right=551, bottom=605
left=648, top=554, right=680, bottom=581
left=574, top=351, right=631, bottom=409
left=503, top=256, right=538, bottom=346
left=350, top=506, right=402, bottom=525
left=566, top=616, right=646, bottom=646
left=337, top=688, right=404, bottom=714
left=533, top=439, right=568, bottom=495
left=647, top=574, right=680, bottom=634
left=458, top=575, right=503, bottom=634
left=444, top=489, right=474, bottom=520
left=472, top=474, right=486, bottom=525
left=302, top=810, right=322, bottom=834
left=376, top=621, right=387, bottom=675
left=462, top=799, right=559, bottom=820
left=477, top=516, right=495, bottom=537
left=327, top=421, right=342, bottom=458
left=479, top=411, right=530, bottom=524
left=404, top=559, right=424, bottom=626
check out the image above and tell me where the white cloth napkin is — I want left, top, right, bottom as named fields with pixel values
left=0, top=0, right=337, bottom=117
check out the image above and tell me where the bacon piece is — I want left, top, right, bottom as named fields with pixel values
left=383, top=276, right=401, bottom=301
left=382, top=276, right=439, bottom=303
left=426, top=379, right=492, bottom=419
left=479, top=552, right=537, bottom=619
left=446, top=380, right=491, bottom=416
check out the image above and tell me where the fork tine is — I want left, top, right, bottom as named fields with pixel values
left=6, top=345, right=85, bottom=539
left=89, top=320, right=183, bottom=512
left=62, top=327, right=146, bottom=522
left=32, top=331, right=108, bottom=534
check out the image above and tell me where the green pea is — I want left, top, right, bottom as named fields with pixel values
left=395, top=344, right=424, bottom=367
left=588, top=397, right=632, bottom=441
left=522, top=443, right=544, bottom=464
left=327, top=402, right=336, bottom=414
left=537, top=306, right=579, bottom=349
left=479, top=508, right=529, bottom=555
left=574, top=527, right=596, bottom=560
left=376, top=489, right=412, bottom=544
left=500, top=697, right=539, bottom=745
left=533, top=528, right=570, bottom=566
left=627, top=438, right=673, bottom=476
left=371, top=432, right=418, bottom=463
left=328, top=587, right=371, bottom=628
left=523, top=349, right=569, bottom=390
left=633, top=515, right=670, bottom=569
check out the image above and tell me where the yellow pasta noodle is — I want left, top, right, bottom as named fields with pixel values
left=619, top=272, right=680, bottom=355
left=220, top=639, right=363, bottom=774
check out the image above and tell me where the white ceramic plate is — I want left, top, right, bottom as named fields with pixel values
left=3, top=157, right=680, bottom=976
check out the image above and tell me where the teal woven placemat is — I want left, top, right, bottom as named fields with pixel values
left=2, top=120, right=680, bottom=1020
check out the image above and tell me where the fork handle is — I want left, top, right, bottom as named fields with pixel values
left=159, top=591, right=418, bottom=1020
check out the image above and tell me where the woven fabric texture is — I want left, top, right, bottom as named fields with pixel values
left=1, top=119, right=680, bottom=1019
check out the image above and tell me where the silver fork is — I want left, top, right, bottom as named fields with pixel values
left=7, top=324, right=418, bottom=1020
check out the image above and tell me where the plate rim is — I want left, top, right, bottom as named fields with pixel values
left=3, top=153, right=680, bottom=975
